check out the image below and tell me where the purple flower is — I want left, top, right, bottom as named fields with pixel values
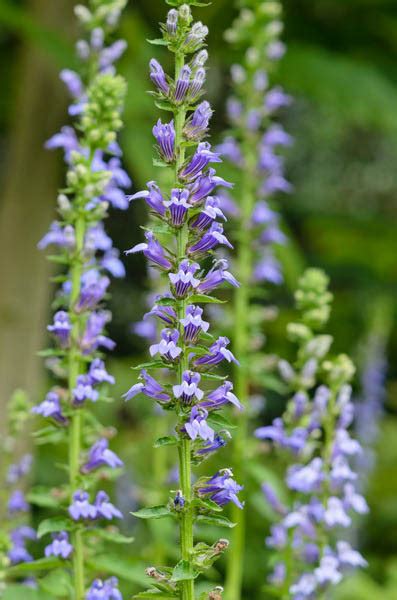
left=82, top=439, right=123, bottom=473
left=337, top=541, right=367, bottom=568
left=169, top=259, right=200, bottom=297
left=85, top=223, right=113, bottom=253
left=60, top=69, right=83, bottom=98
left=126, top=231, right=172, bottom=271
left=38, top=221, right=75, bottom=250
left=262, top=173, right=293, bottom=196
left=123, top=369, right=170, bottom=402
left=47, top=311, right=71, bottom=347
left=69, top=490, right=97, bottom=520
left=45, top=126, right=80, bottom=159
left=290, top=573, right=317, bottom=597
left=86, top=577, right=122, bottom=600
left=44, top=532, right=73, bottom=559
left=95, top=491, right=122, bottom=519
left=7, top=454, right=32, bottom=484
left=188, top=222, right=232, bottom=255
left=324, top=497, right=351, bottom=528
left=194, top=336, right=238, bottom=367
left=128, top=181, right=166, bottom=217
left=189, top=168, right=233, bottom=204
left=88, top=358, right=115, bottom=385
left=253, top=253, right=283, bottom=284
left=286, top=458, right=324, bottom=493
left=199, top=469, right=243, bottom=509
left=153, top=119, right=175, bottom=162
left=149, top=328, right=182, bottom=360
left=197, top=259, right=239, bottom=293
left=255, top=418, right=285, bottom=444
left=174, top=64, right=191, bottom=102
left=145, top=297, right=177, bottom=325
left=201, top=381, right=242, bottom=410
left=8, top=490, right=29, bottom=514
left=180, top=305, right=209, bottom=342
left=77, top=271, right=110, bottom=311
left=190, top=196, right=226, bottom=231
left=197, top=434, right=228, bottom=455
left=73, top=375, right=99, bottom=405
left=101, top=249, right=126, bottom=278
left=164, top=188, right=192, bottom=226
left=32, top=391, right=67, bottom=424
left=267, top=40, right=286, bottom=61
left=185, top=406, right=215, bottom=442
left=166, top=9, right=178, bottom=36
left=266, top=524, right=287, bottom=549
left=99, top=39, right=127, bottom=70
left=173, top=370, right=204, bottom=403
left=262, top=483, right=287, bottom=515
left=180, top=142, right=221, bottom=181
left=184, top=101, right=213, bottom=140
left=183, top=21, right=208, bottom=51
left=314, top=555, right=342, bottom=585
left=265, top=86, right=292, bottom=112
left=263, top=124, right=293, bottom=147
left=81, top=311, right=115, bottom=354
left=150, top=58, right=169, bottom=95
left=342, top=483, right=369, bottom=515
left=217, top=136, right=243, bottom=166
left=188, top=67, right=206, bottom=100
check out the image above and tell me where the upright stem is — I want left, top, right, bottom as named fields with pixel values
left=68, top=214, right=86, bottom=600
left=174, top=51, right=194, bottom=600
left=225, top=133, right=257, bottom=600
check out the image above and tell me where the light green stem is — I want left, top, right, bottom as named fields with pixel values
left=225, top=134, right=257, bottom=600
left=173, top=50, right=194, bottom=600
left=68, top=215, right=86, bottom=600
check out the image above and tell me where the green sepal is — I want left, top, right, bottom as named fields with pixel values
left=154, top=436, right=178, bottom=448
left=196, top=514, right=236, bottom=528
left=170, top=559, right=198, bottom=582
left=131, top=505, right=172, bottom=520
left=37, top=516, right=74, bottom=538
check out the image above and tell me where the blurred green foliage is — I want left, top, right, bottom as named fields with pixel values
left=1, top=0, right=397, bottom=597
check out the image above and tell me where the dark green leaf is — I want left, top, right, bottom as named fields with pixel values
left=37, top=517, right=74, bottom=538
left=38, top=568, right=73, bottom=596
left=154, top=436, right=178, bottom=448
left=147, top=38, right=168, bottom=46
left=131, top=505, right=172, bottom=520
left=131, top=360, right=165, bottom=371
left=27, top=489, right=61, bottom=508
left=207, top=413, right=237, bottom=430
left=87, top=555, right=148, bottom=585
left=90, top=528, right=135, bottom=545
left=2, top=585, right=54, bottom=600
left=8, top=557, right=64, bottom=575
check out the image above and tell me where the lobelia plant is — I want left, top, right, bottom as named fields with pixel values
left=26, top=1, right=130, bottom=598
left=216, top=2, right=293, bottom=598
left=255, top=269, right=368, bottom=599
left=124, top=2, right=243, bottom=599
left=1, top=390, right=36, bottom=592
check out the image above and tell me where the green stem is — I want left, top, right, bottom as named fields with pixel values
left=173, top=50, right=194, bottom=600
left=68, top=215, right=86, bottom=600
left=225, top=135, right=257, bottom=600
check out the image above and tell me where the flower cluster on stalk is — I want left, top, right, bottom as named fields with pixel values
left=255, top=269, right=368, bottom=598
left=219, top=0, right=292, bottom=290
left=125, top=1, right=242, bottom=596
left=29, top=1, right=129, bottom=597
left=0, top=391, right=36, bottom=591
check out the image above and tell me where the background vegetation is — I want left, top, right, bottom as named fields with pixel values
left=1, top=0, right=396, bottom=597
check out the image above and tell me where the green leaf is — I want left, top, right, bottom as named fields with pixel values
left=189, top=294, right=226, bottom=304
left=135, top=592, right=177, bottom=599
left=8, top=557, right=64, bottom=575
left=38, top=568, right=73, bottom=596
left=170, top=559, right=198, bottom=582
left=37, top=517, right=74, bottom=538
left=2, top=585, right=54, bottom=600
left=131, top=505, right=172, bottom=520
left=27, top=488, right=60, bottom=508
left=154, top=436, right=178, bottom=448
left=87, top=555, right=148, bottom=585
left=207, top=412, right=237, bottom=430
left=147, top=37, right=168, bottom=46
left=194, top=497, right=222, bottom=513
left=90, top=528, right=135, bottom=545
left=196, top=514, right=236, bottom=528
left=131, top=360, right=165, bottom=371
left=154, top=101, right=174, bottom=113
